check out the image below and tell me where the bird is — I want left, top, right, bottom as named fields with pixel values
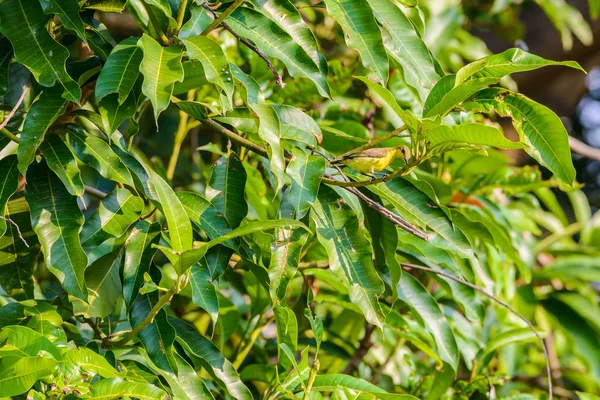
left=330, top=145, right=411, bottom=174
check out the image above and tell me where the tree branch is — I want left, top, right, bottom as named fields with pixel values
left=200, top=0, right=244, bottom=36
left=0, top=82, right=30, bottom=132
left=569, top=136, right=600, bottom=162
left=400, top=263, right=553, bottom=400
left=334, top=125, right=408, bottom=161
left=201, top=2, right=285, bottom=88
left=84, top=185, right=107, bottom=200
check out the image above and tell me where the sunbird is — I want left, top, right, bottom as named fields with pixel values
left=331, top=145, right=411, bottom=174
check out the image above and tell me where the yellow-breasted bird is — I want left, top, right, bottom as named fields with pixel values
left=331, top=145, right=411, bottom=174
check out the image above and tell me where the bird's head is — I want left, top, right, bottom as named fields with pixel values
left=394, top=145, right=411, bottom=164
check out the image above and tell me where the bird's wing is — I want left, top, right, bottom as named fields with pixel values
left=344, top=147, right=393, bottom=159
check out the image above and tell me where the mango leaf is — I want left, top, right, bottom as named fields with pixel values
left=39, top=134, right=84, bottom=197
left=39, top=0, right=86, bottom=42
left=464, top=88, right=576, bottom=184
left=286, top=149, right=324, bottom=219
left=311, top=374, right=391, bottom=394
left=0, top=37, right=13, bottom=95
left=207, top=152, right=248, bottom=229
left=0, top=325, right=60, bottom=359
left=0, top=197, right=39, bottom=299
left=424, top=75, right=498, bottom=117
left=227, top=7, right=331, bottom=97
left=78, top=251, right=123, bottom=318
left=62, top=347, right=120, bottom=378
left=189, top=264, right=219, bottom=327
left=274, top=304, right=298, bottom=369
left=137, top=34, right=184, bottom=121
left=323, top=0, right=388, bottom=85
left=182, top=36, right=234, bottom=107
left=0, top=155, right=19, bottom=236
left=150, top=170, right=193, bottom=253
left=0, top=356, right=58, bottom=396
left=84, top=0, right=127, bottom=12
left=0, top=0, right=81, bottom=102
left=169, top=353, right=215, bottom=400
left=207, top=219, right=308, bottom=248
left=269, top=225, right=307, bottom=301
left=311, top=185, right=386, bottom=329
left=179, top=6, right=212, bottom=39
left=533, top=255, right=600, bottom=282
left=123, top=221, right=161, bottom=307
left=273, top=104, right=322, bottom=148
left=25, top=161, right=88, bottom=299
left=397, top=273, right=459, bottom=371
left=367, top=0, right=440, bottom=100
left=98, top=90, right=138, bottom=134
left=251, top=0, right=326, bottom=72
left=426, top=123, right=523, bottom=149
left=170, top=317, right=253, bottom=400
left=154, top=242, right=209, bottom=276
left=477, top=327, right=537, bottom=371
left=173, top=99, right=207, bottom=120
left=89, top=378, right=168, bottom=399
left=456, top=48, right=584, bottom=85
left=17, top=85, right=68, bottom=173
left=130, top=294, right=177, bottom=372
left=62, top=123, right=135, bottom=186
left=96, top=37, right=143, bottom=103
left=177, top=191, right=236, bottom=247
left=367, top=178, right=472, bottom=258
left=80, top=189, right=144, bottom=248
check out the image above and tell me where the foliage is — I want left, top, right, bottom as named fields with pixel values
left=0, top=0, right=599, bottom=399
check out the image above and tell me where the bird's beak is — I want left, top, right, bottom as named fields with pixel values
left=404, top=156, right=409, bottom=164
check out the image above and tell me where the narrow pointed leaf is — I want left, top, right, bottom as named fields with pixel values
left=96, top=37, right=143, bottom=103
left=0, top=0, right=80, bottom=102
left=0, top=356, right=58, bottom=396
left=39, top=135, right=84, bottom=196
left=273, top=104, right=322, bottom=148
left=311, top=185, right=386, bottom=329
left=286, top=149, right=325, bottom=219
left=179, top=6, right=212, bottom=39
left=89, top=378, right=168, bottom=400
left=397, top=273, right=459, bottom=371
left=62, top=347, right=119, bottom=378
left=189, top=264, right=219, bottom=326
left=137, top=34, right=184, bottom=121
left=269, top=226, right=307, bottom=301
left=207, top=152, right=248, bottom=229
left=424, top=76, right=498, bottom=117
left=207, top=219, right=308, bottom=248
left=98, top=91, right=138, bottom=134
left=227, top=7, right=331, bottom=97
left=25, top=161, right=88, bottom=299
left=123, top=221, right=161, bottom=307
left=17, top=85, right=68, bottom=173
left=426, top=123, right=523, bottom=149
left=80, top=251, right=123, bottom=318
left=0, top=325, right=60, bottom=358
left=274, top=304, right=298, bottom=369
left=0, top=155, right=19, bottom=236
left=323, top=0, right=389, bottom=84
left=39, top=0, right=86, bottom=42
left=170, top=353, right=215, bottom=400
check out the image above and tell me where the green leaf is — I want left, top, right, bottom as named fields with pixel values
left=464, top=88, right=576, bottom=184
left=150, top=170, right=193, bottom=253
left=79, top=251, right=123, bottom=318
left=182, top=36, right=234, bottom=107
left=89, top=378, right=168, bottom=400
left=0, top=0, right=81, bottom=102
left=96, top=37, right=143, bottom=103
left=170, top=353, right=215, bottom=400
left=274, top=304, right=298, bottom=369
left=269, top=226, right=307, bottom=301
left=311, top=185, right=386, bottom=329
left=323, top=0, right=389, bottom=84
left=311, top=374, right=386, bottom=393
left=227, top=7, right=331, bottom=97
left=17, top=85, right=68, bottom=174
left=273, top=104, right=322, bottom=148
left=39, top=0, right=86, bottom=42
left=154, top=242, right=209, bottom=276
left=189, top=264, right=219, bottom=327
left=251, top=0, right=326, bottom=72
left=0, top=356, right=58, bottom=397
left=123, top=221, right=161, bottom=307
left=426, top=123, right=523, bottom=149
left=99, top=90, right=138, bottom=134
left=63, top=123, right=135, bottom=186
left=62, top=347, right=120, bottom=378
left=0, top=37, right=13, bottom=96
left=207, top=219, right=308, bottom=248
left=397, top=273, right=459, bottom=371
left=367, top=0, right=440, bottom=100
left=477, top=328, right=537, bottom=369
left=39, top=134, right=84, bottom=197
left=533, top=255, right=600, bottom=282
left=173, top=99, right=207, bottom=120
left=179, top=6, right=212, bottom=39
left=84, top=0, right=127, bottom=12
left=130, top=294, right=177, bottom=372
left=0, top=325, right=61, bottom=359
left=424, top=75, right=498, bottom=117
left=25, top=161, right=88, bottom=299
left=80, top=189, right=144, bottom=247
left=456, top=48, right=584, bottom=85
left=286, top=149, right=325, bottom=219
left=137, top=34, right=184, bottom=121
left=207, top=152, right=248, bottom=229
left=367, top=178, right=472, bottom=258
left=0, top=197, right=40, bottom=299
left=0, top=155, right=19, bottom=236
left=170, top=317, right=253, bottom=400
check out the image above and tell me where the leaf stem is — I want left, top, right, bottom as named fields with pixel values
left=142, top=1, right=170, bottom=46
left=201, top=119, right=269, bottom=158
left=84, top=185, right=108, bottom=199
left=0, top=127, right=20, bottom=143
left=201, top=0, right=245, bottom=36
left=175, top=0, right=189, bottom=35
left=167, top=91, right=195, bottom=180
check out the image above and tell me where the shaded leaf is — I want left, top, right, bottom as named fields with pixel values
left=96, top=37, right=143, bottom=103
left=79, top=251, right=123, bottom=318
left=39, top=134, right=84, bottom=196
left=39, top=0, right=86, bottom=42
left=207, top=152, right=248, bottom=229
left=179, top=6, right=212, bottom=39
left=123, top=221, right=161, bottom=307
left=286, top=148, right=325, bottom=219
left=424, top=76, right=498, bottom=117
left=0, top=36, right=13, bottom=95
left=0, top=155, right=19, bottom=236
left=189, top=264, right=219, bottom=327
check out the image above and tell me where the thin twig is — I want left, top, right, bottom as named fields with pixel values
left=0, top=82, right=30, bottom=132
left=141, top=1, right=170, bottom=46
left=174, top=0, right=189, bottom=35
left=0, top=128, right=20, bottom=143
left=167, top=108, right=191, bottom=180
left=334, top=125, right=408, bottom=161
left=201, top=2, right=286, bottom=88
left=201, top=0, right=244, bottom=36
left=400, top=263, right=553, bottom=400
left=201, top=119, right=269, bottom=157
left=569, top=136, right=600, bottom=161
left=84, top=185, right=107, bottom=199
left=0, top=216, right=29, bottom=247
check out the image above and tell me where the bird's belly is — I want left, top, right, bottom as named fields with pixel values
left=343, top=156, right=390, bottom=173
